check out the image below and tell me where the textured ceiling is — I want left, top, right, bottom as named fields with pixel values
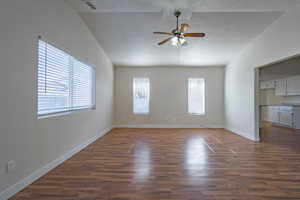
left=67, top=0, right=300, bottom=66
left=67, top=0, right=300, bottom=12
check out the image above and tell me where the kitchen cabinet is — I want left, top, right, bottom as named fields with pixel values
left=279, top=106, right=294, bottom=127
left=279, top=110, right=293, bottom=127
left=267, top=106, right=280, bottom=123
left=260, top=106, right=300, bottom=129
left=261, top=107, right=268, bottom=121
left=275, top=79, right=287, bottom=96
left=260, top=80, right=275, bottom=89
left=286, top=75, right=300, bottom=96
left=274, top=75, right=300, bottom=96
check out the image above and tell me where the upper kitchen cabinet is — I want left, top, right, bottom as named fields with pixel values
left=275, top=79, right=287, bottom=96
left=260, top=80, right=275, bottom=89
left=286, top=75, right=300, bottom=96
left=260, top=55, right=300, bottom=96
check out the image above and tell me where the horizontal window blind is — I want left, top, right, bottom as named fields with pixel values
left=37, top=39, right=95, bottom=116
left=72, top=59, right=93, bottom=110
left=133, top=78, right=150, bottom=114
left=188, top=78, right=205, bottom=115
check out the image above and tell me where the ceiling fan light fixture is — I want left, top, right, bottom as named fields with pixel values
left=171, top=37, right=187, bottom=47
left=171, top=37, right=179, bottom=46
left=179, top=38, right=187, bottom=45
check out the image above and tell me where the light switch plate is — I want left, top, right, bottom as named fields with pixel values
left=7, top=160, right=16, bottom=173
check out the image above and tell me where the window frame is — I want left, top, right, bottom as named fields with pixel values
left=132, top=77, right=150, bottom=115
left=36, top=37, right=96, bottom=119
left=187, top=77, right=206, bottom=116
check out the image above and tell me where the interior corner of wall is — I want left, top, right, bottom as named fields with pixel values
left=225, top=126, right=257, bottom=141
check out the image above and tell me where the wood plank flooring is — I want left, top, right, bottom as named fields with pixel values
left=10, top=128, right=300, bottom=200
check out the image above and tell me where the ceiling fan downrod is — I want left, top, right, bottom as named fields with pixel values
left=174, top=10, right=181, bottom=33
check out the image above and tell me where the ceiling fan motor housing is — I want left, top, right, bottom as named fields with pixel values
left=174, top=10, right=181, bottom=18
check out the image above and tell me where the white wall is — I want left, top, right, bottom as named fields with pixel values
left=114, top=66, right=224, bottom=127
left=0, top=0, right=113, bottom=197
left=225, top=4, right=300, bottom=141
left=260, top=56, right=300, bottom=81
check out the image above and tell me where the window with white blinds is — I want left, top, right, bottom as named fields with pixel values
left=37, top=39, right=95, bottom=117
left=133, top=78, right=150, bottom=114
left=188, top=78, right=205, bottom=115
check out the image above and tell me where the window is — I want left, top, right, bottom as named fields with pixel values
left=188, top=78, right=205, bottom=115
left=133, top=78, right=150, bottom=114
left=37, top=39, right=95, bottom=117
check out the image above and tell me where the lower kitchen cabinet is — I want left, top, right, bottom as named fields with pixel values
left=261, top=107, right=268, bottom=122
left=261, top=105, right=300, bottom=129
left=279, top=107, right=294, bottom=127
left=268, top=106, right=280, bottom=123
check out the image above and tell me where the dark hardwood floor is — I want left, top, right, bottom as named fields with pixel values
left=10, top=128, right=300, bottom=200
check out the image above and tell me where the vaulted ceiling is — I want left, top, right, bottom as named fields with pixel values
left=67, top=0, right=300, bottom=66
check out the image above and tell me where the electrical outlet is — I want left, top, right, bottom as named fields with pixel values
left=7, top=160, right=16, bottom=173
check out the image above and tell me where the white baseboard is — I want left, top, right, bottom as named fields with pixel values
left=225, top=127, right=258, bottom=141
left=113, top=124, right=224, bottom=128
left=0, top=126, right=113, bottom=200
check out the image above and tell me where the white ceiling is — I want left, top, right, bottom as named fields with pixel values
left=67, top=0, right=300, bottom=66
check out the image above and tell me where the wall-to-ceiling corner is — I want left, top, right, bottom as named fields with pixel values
left=224, top=4, right=300, bottom=141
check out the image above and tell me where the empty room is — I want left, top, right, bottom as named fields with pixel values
left=1, top=0, right=300, bottom=199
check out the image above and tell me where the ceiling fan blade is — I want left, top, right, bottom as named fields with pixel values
left=153, top=32, right=173, bottom=35
left=158, top=37, right=172, bottom=45
left=184, top=33, right=206, bottom=37
left=179, top=24, right=190, bottom=33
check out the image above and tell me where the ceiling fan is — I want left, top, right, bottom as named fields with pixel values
left=154, top=10, right=205, bottom=47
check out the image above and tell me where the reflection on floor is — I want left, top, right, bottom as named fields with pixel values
left=11, top=128, right=300, bottom=200
left=261, top=125, right=300, bottom=146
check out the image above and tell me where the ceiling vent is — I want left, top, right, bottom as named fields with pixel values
left=81, top=0, right=97, bottom=10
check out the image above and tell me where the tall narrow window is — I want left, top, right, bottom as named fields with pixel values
left=188, top=78, right=205, bottom=115
left=37, top=39, right=95, bottom=117
left=133, top=78, right=150, bottom=114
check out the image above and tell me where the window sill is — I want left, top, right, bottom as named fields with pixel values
left=189, top=113, right=206, bottom=116
left=133, top=112, right=149, bottom=115
left=38, top=107, right=95, bottom=119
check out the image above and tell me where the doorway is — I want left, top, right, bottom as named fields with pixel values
left=255, top=55, right=300, bottom=141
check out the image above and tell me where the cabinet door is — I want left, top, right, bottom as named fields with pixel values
left=286, top=76, right=300, bottom=96
left=279, top=111, right=294, bottom=127
left=260, top=80, right=275, bottom=89
left=266, top=80, right=275, bottom=89
left=260, top=81, right=267, bottom=89
left=267, top=107, right=279, bottom=123
left=261, top=107, right=268, bottom=121
left=294, top=107, right=300, bottom=129
left=275, top=79, right=287, bottom=96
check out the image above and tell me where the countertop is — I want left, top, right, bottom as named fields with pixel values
left=260, top=104, right=300, bottom=107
